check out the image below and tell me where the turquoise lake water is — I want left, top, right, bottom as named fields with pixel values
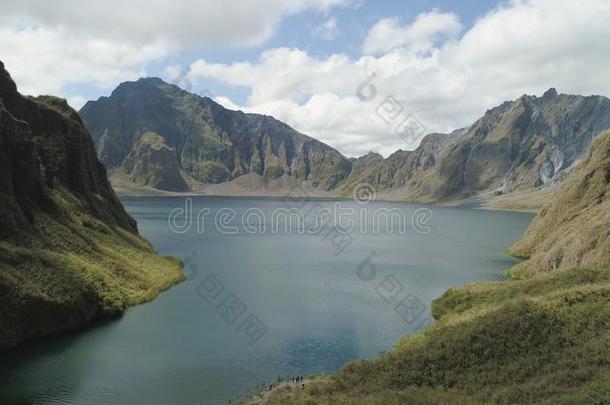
left=0, top=197, right=533, bottom=404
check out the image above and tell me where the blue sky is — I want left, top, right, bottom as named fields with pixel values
left=162, top=0, right=501, bottom=106
left=2, top=0, right=610, bottom=157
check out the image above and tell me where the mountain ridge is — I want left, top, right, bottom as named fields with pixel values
left=80, top=77, right=352, bottom=192
left=80, top=78, right=610, bottom=211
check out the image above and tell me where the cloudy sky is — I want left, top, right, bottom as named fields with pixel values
left=1, top=0, right=609, bottom=157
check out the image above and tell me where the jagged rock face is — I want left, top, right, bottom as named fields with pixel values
left=341, top=90, right=610, bottom=201
left=333, top=150, right=409, bottom=195
left=428, top=89, right=610, bottom=199
left=509, top=130, right=610, bottom=274
left=0, top=62, right=136, bottom=237
left=409, top=129, right=469, bottom=172
left=81, top=83, right=610, bottom=201
left=333, top=129, right=467, bottom=195
left=121, top=132, right=189, bottom=192
left=80, top=78, right=351, bottom=192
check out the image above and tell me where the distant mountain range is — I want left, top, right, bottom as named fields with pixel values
left=80, top=78, right=610, bottom=208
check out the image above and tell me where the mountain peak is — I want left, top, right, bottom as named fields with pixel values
left=113, top=76, right=168, bottom=91
left=542, top=87, right=558, bottom=99
left=80, top=78, right=353, bottom=191
left=0, top=61, right=18, bottom=100
left=135, top=76, right=169, bottom=87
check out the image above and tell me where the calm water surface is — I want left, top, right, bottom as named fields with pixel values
left=0, top=197, right=533, bottom=404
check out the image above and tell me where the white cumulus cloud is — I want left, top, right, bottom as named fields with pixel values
left=0, top=0, right=354, bottom=107
left=186, top=0, right=610, bottom=157
left=362, top=10, right=462, bottom=55
left=314, top=17, right=340, bottom=40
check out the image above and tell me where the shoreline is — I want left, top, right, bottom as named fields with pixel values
left=114, top=185, right=551, bottom=214
left=237, top=246, right=529, bottom=404
left=239, top=376, right=329, bottom=404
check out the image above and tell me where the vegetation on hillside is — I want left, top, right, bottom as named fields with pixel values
left=265, top=266, right=610, bottom=404
left=0, top=62, right=183, bottom=351
left=262, top=131, right=610, bottom=404
left=0, top=190, right=184, bottom=350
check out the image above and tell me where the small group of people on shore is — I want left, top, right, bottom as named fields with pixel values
left=255, top=376, right=308, bottom=399
left=257, top=383, right=274, bottom=399
left=289, top=375, right=304, bottom=384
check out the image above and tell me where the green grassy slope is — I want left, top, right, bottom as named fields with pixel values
left=0, top=62, right=183, bottom=351
left=0, top=190, right=184, bottom=350
left=265, top=131, right=610, bottom=404
left=266, top=266, right=610, bottom=404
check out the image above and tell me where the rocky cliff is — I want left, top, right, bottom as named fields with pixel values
left=418, top=89, right=610, bottom=200
left=333, top=129, right=468, bottom=196
left=81, top=82, right=610, bottom=207
left=0, top=62, right=183, bottom=351
left=509, top=130, right=610, bottom=274
left=337, top=90, right=610, bottom=204
left=80, top=78, right=351, bottom=192
left=121, top=132, right=190, bottom=191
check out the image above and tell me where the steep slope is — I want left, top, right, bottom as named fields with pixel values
left=334, top=90, right=610, bottom=205
left=333, top=129, right=467, bottom=196
left=509, top=130, right=610, bottom=274
left=261, top=130, right=610, bottom=404
left=334, top=150, right=410, bottom=195
left=418, top=89, right=610, bottom=201
left=80, top=78, right=351, bottom=192
left=120, top=132, right=191, bottom=191
left=0, top=62, right=183, bottom=351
